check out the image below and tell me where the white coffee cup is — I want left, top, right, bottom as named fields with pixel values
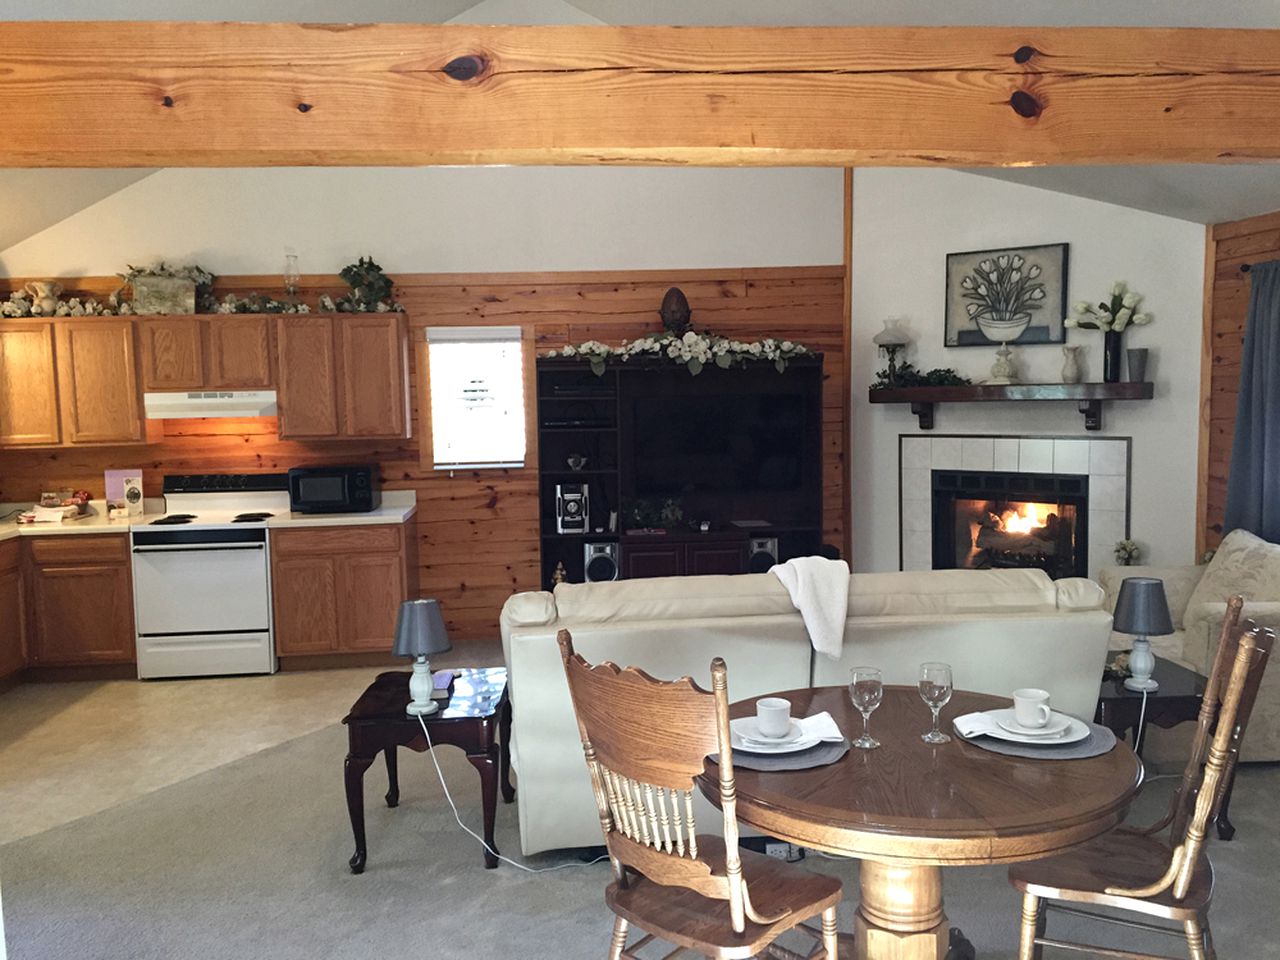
left=1013, top=688, right=1052, bottom=729
left=756, top=697, right=792, bottom=738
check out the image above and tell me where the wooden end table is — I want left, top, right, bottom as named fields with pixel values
left=342, top=667, right=514, bottom=872
left=1093, top=653, right=1243, bottom=839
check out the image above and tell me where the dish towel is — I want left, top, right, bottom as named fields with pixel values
left=770, top=556, right=850, bottom=660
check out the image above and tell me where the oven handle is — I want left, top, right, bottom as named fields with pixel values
left=132, top=544, right=266, bottom=553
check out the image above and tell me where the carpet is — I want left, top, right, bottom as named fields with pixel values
left=2, top=726, right=1276, bottom=959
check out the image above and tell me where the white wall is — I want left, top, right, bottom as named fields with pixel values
left=851, top=168, right=1206, bottom=575
left=0, top=166, right=843, bottom=278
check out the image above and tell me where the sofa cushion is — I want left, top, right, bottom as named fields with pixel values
left=1184, top=529, right=1280, bottom=642
left=846, top=568, right=1057, bottom=618
left=1056, top=577, right=1106, bottom=611
left=552, top=573, right=794, bottom=624
left=502, top=590, right=557, bottom=627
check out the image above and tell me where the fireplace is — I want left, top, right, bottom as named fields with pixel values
left=931, top=470, right=1088, bottom=579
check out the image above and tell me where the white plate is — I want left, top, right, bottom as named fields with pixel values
left=980, top=711, right=1091, bottom=746
left=730, top=718, right=819, bottom=754
left=992, top=709, right=1072, bottom=738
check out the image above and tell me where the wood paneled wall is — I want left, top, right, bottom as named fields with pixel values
left=0, top=266, right=848, bottom=642
left=1198, top=211, right=1280, bottom=554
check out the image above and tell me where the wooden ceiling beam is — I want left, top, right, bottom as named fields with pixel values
left=4, top=22, right=1280, bottom=167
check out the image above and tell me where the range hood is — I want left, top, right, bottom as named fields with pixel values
left=144, top=390, right=278, bottom=419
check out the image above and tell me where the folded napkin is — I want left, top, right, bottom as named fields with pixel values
left=738, top=711, right=843, bottom=743
left=953, top=711, right=1007, bottom=739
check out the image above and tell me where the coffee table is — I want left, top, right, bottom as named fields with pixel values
left=703, top=685, right=1142, bottom=960
left=342, top=667, right=514, bottom=872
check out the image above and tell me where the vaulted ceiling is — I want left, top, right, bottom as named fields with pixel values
left=0, top=0, right=1275, bottom=256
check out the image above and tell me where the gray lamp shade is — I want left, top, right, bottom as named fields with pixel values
left=1113, top=577, right=1174, bottom=637
left=392, top=599, right=452, bottom=658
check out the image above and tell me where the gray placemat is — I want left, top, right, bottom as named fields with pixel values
left=955, top=721, right=1117, bottom=760
left=711, top=739, right=851, bottom=772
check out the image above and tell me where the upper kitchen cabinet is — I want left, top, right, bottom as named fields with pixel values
left=139, top=315, right=272, bottom=391
left=0, top=321, right=62, bottom=446
left=277, top=313, right=410, bottom=440
left=55, top=319, right=148, bottom=445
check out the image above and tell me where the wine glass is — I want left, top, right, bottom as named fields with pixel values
left=848, top=667, right=883, bottom=749
left=918, top=661, right=953, bottom=744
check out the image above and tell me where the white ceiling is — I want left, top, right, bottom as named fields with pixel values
left=0, top=0, right=1276, bottom=254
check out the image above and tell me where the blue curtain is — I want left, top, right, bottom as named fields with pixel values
left=1224, top=259, right=1280, bottom=542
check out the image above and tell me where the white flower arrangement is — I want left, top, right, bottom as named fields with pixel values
left=0, top=290, right=127, bottom=317
left=1064, top=281, right=1153, bottom=333
left=1114, top=539, right=1142, bottom=565
left=545, top=330, right=810, bottom=376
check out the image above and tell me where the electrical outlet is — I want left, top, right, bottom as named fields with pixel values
left=764, top=841, right=803, bottom=862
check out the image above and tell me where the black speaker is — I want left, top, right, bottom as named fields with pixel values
left=584, top=542, right=620, bottom=582
left=555, top=483, right=589, bottom=534
left=747, top=537, right=779, bottom=574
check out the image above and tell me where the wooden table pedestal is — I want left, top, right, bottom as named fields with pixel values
left=854, top=861, right=949, bottom=959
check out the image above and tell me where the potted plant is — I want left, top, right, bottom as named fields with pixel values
left=120, top=261, right=215, bottom=315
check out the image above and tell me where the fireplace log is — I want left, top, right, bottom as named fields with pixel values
left=975, top=527, right=1060, bottom=556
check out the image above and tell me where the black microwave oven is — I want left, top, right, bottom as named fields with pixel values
left=287, top=465, right=381, bottom=513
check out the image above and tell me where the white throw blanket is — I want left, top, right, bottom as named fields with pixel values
left=770, top=556, right=850, bottom=660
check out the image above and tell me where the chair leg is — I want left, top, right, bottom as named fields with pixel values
left=820, top=906, right=839, bottom=960
left=608, top=916, right=629, bottom=960
left=1185, top=919, right=1208, bottom=960
left=1018, top=893, right=1043, bottom=960
left=1202, top=917, right=1217, bottom=960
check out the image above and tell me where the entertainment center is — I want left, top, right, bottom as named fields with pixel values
left=536, top=355, right=824, bottom=588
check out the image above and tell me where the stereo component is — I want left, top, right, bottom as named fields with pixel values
left=555, top=483, right=589, bottom=534
left=584, top=542, right=620, bottom=582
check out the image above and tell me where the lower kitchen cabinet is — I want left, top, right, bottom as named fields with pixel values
left=0, top=539, right=23, bottom=679
left=26, top=535, right=135, bottom=666
left=271, top=522, right=415, bottom=657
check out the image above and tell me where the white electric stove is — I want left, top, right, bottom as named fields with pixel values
left=131, top=473, right=291, bottom=679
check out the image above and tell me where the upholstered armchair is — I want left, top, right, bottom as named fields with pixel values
left=1099, top=528, right=1280, bottom=761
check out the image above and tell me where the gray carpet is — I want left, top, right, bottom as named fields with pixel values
left=1, top=726, right=1276, bottom=959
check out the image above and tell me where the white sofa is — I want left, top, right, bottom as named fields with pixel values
left=1098, top=527, right=1280, bottom=761
left=500, top=567, right=1112, bottom=855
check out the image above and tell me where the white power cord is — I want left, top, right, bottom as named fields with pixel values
left=1134, top=688, right=1150, bottom=754
left=415, top=713, right=608, bottom=874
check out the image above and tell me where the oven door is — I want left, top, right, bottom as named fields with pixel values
left=131, top=529, right=271, bottom=635
left=288, top=471, right=352, bottom=513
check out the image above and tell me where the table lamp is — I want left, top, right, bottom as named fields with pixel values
left=872, top=317, right=914, bottom=386
left=1113, top=577, right=1174, bottom=692
left=393, top=599, right=452, bottom=716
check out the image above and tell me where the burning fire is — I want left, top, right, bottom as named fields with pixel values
left=1000, top=502, right=1051, bottom=534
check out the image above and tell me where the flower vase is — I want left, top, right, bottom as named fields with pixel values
left=1060, top=345, right=1083, bottom=384
left=1103, top=331, right=1123, bottom=383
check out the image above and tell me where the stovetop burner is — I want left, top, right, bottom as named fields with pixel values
left=232, top=512, right=274, bottom=523
left=150, top=514, right=197, bottom=526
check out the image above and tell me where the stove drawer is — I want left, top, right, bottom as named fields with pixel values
left=30, top=534, right=129, bottom=565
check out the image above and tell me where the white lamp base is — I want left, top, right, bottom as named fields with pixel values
left=406, top=656, right=439, bottom=716
left=1123, top=637, right=1160, bottom=692
left=1123, top=676, right=1160, bottom=692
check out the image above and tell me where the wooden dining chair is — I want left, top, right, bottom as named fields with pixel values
left=1009, top=598, right=1273, bottom=960
left=557, top=629, right=843, bottom=960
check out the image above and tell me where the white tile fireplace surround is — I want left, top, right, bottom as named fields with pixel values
left=899, top=435, right=1131, bottom=579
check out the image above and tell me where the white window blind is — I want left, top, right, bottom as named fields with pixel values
left=426, top=327, right=526, bottom=469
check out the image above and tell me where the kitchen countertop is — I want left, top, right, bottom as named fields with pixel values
left=0, top=490, right=416, bottom=539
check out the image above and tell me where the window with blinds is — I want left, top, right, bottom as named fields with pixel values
left=426, top=327, right=526, bottom=469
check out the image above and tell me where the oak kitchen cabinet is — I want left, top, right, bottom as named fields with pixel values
left=139, top=314, right=273, bottom=391
left=0, top=318, right=148, bottom=447
left=276, top=314, right=410, bottom=440
left=25, top=535, right=136, bottom=666
left=0, top=539, right=23, bottom=679
left=270, top=521, right=417, bottom=657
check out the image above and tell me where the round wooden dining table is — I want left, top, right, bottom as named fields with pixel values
left=703, top=685, right=1143, bottom=960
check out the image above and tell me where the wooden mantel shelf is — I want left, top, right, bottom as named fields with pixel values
left=868, top=381, right=1154, bottom=431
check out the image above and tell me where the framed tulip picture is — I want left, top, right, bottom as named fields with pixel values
left=944, top=242, right=1069, bottom=346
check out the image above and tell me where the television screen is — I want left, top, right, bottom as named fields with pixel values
left=632, top=394, right=805, bottom=495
